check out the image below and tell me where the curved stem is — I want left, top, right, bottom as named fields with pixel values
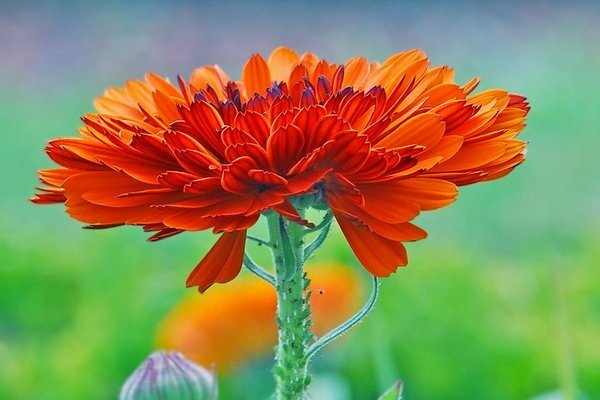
left=243, top=252, right=276, bottom=286
left=303, top=211, right=333, bottom=234
left=303, top=219, right=332, bottom=262
left=306, top=275, right=380, bottom=362
left=247, top=234, right=272, bottom=248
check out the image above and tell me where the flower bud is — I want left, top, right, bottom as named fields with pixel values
left=120, top=351, right=217, bottom=400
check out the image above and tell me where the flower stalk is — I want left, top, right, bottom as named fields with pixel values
left=267, top=212, right=314, bottom=399
left=261, top=208, right=382, bottom=399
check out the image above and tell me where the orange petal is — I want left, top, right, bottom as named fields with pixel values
left=355, top=183, right=421, bottom=223
left=377, top=112, right=445, bottom=149
left=343, top=57, right=370, bottom=89
left=334, top=211, right=407, bottom=277
left=93, top=96, right=144, bottom=120
left=145, top=73, right=183, bottom=99
left=268, top=47, right=300, bottom=83
left=299, top=52, right=320, bottom=75
left=378, top=178, right=458, bottom=211
left=243, top=54, right=271, bottom=96
left=418, top=135, right=464, bottom=163
left=328, top=188, right=427, bottom=241
left=429, top=141, right=507, bottom=172
left=152, top=90, right=181, bottom=124
left=189, top=65, right=228, bottom=95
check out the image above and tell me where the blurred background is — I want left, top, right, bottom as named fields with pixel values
left=1, top=1, right=599, bottom=399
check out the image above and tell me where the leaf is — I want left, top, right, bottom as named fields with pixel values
left=377, top=380, right=404, bottom=400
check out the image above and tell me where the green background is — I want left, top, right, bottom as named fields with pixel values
left=1, top=1, right=599, bottom=399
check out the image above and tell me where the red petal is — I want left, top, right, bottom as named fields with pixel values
left=186, top=230, right=247, bottom=292
left=174, top=100, right=225, bottom=157
left=157, top=171, right=199, bottom=190
left=248, top=169, right=288, bottom=186
left=221, top=156, right=260, bottom=194
left=224, top=142, right=270, bottom=169
left=267, top=124, right=305, bottom=175
left=273, top=198, right=315, bottom=228
left=184, top=177, right=223, bottom=194
left=221, top=126, right=258, bottom=147
left=277, top=168, right=331, bottom=196
left=334, top=212, right=407, bottom=277
left=234, top=111, right=270, bottom=146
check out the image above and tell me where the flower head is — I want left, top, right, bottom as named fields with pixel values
left=32, top=47, right=528, bottom=291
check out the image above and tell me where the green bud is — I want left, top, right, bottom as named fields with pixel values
left=120, top=351, right=217, bottom=400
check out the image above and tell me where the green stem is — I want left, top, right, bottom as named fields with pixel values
left=267, top=212, right=313, bottom=400
left=303, top=217, right=332, bottom=262
left=303, top=211, right=333, bottom=234
left=261, top=207, right=380, bottom=399
left=306, top=276, right=379, bottom=362
left=243, top=252, right=276, bottom=286
left=247, top=234, right=272, bottom=248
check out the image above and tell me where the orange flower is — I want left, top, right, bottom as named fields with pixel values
left=156, top=263, right=361, bottom=369
left=32, top=47, right=528, bottom=291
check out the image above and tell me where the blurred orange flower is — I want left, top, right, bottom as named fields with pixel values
left=156, top=263, right=362, bottom=369
left=32, top=47, right=528, bottom=291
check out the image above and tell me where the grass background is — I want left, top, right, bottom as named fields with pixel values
left=1, top=1, right=599, bottom=399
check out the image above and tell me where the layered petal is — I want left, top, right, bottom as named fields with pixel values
left=33, top=46, right=528, bottom=289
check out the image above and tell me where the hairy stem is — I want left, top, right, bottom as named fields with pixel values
left=268, top=212, right=313, bottom=400
left=263, top=208, right=380, bottom=399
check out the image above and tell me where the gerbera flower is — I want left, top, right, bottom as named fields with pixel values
left=156, top=263, right=361, bottom=369
left=31, top=47, right=528, bottom=291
